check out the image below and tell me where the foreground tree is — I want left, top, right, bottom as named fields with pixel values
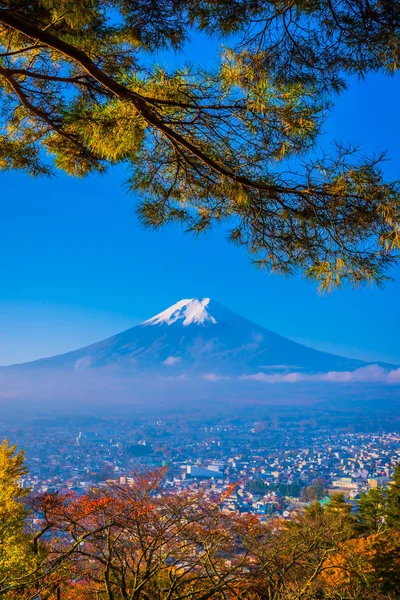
left=24, top=472, right=253, bottom=600
left=356, top=487, right=386, bottom=534
left=243, top=509, right=346, bottom=598
left=0, top=439, right=33, bottom=597
left=386, top=463, right=400, bottom=529
left=0, top=1, right=400, bottom=289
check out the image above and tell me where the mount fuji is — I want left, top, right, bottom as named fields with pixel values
left=0, top=298, right=398, bottom=409
left=3, top=297, right=391, bottom=373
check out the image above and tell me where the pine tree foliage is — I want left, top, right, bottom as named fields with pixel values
left=0, top=1, right=400, bottom=288
left=356, top=487, right=386, bottom=533
left=356, top=466, right=400, bottom=533
left=386, top=463, right=400, bottom=529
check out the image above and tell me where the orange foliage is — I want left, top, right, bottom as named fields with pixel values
left=320, top=535, right=378, bottom=591
left=24, top=469, right=254, bottom=600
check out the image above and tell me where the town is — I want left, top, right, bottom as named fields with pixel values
left=3, top=407, right=399, bottom=519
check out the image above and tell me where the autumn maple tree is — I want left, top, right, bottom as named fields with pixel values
left=22, top=471, right=253, bottom=600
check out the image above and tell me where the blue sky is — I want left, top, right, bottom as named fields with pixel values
left=0, top=42, right=399, bottom=366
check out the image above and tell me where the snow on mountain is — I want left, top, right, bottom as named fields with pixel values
left=142, top=298, right=217, bottom=327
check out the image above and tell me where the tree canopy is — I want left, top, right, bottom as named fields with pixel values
left=0, top=439, right=32, bottom=595
left=0, top=1, right=400, bottom=289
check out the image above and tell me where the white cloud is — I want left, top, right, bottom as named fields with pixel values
left=252, top=332, right=264, bottom=343
left=167, top=374, right=187, bottom=381
left=203, top=373, right=230, bottom=382
left=162, top=356, right=181, bottom=366
left=259, top=364, right=302, bottom=370
left=240, top=365, right=400, bottom=385
left=74, top=356, right=92, bottom=371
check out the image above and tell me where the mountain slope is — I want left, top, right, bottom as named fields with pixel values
left=4, top=298, right=387, bottom=375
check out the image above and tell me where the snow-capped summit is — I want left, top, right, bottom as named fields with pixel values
left=3, top=297, right=393, bottom=383
left=142, top=298, right=217, bottom=327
